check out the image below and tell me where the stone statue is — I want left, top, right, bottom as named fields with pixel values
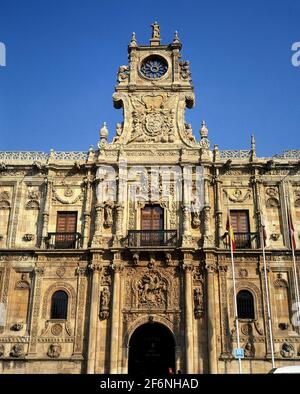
left=194, top=287, right=203, bottom=318
left=151, top=22, right=160, bottom=39
left=104, top=202, right=113, bottom=228
left=185, top=123, right=196, bottom=142
left=117, top=65, right=129, bottom=82
left=99, top=287, right=110, bottom=320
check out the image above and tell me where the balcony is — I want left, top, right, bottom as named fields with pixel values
left=128, top=230, right=177, bottom=248
left=45, top=232, right=81, bottom=249
left=225, top=232, right=259, bottom=250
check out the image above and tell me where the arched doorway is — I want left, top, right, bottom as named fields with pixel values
left=128, top=322, right=175, bottom=376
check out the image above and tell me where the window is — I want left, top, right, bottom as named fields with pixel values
left=141, top=205, right=164, bottom=246
left=55, top=212, right=77, bottom=248
left=51, top=291, right=68, bottom=319
left=237, top=290, right=255, bottom=319
left=230, top=210, right=250, bottom=248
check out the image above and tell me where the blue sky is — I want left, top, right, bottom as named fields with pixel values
left=0, top=0, right=299, bottom=156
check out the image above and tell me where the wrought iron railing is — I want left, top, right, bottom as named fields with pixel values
left=45, top=232, right=81, bottom=249
left=225, top=232, right=259, bottom=249
left=128, top=230, right=177, bottom=247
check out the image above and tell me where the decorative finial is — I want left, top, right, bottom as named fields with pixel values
left=150, top=22, right=161, bottom=46
left=129, top=32, right=137, bottom=47
left=251, top=133, right=256, bottom=160
left=200, top=120, right=208, bottom=138
left=173, top=31, right=180, bottom=44
left=100, top=122, right=108, bottom=138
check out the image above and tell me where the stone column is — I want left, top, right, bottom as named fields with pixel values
left=109, top=255, right=124, bottom=373
left=87, top=261, right=101, bottom=373
left=213, top=170, right=222, bottom=247
left=181, top=165, right=192, bottom=246
left=206, top=261, right=218, bottom=374
left=28, top=266, right=45, bottom=354
left=72, top=266, right=87, bottom=358
left=182, top=257, right=194, bottom=373
left=202, top=172, right=212, bottom=248
left=82, top=176, right=92, bottom=249
left=113, top=159, right=127, bottom=246
left=92, top=202, right=104, bottom=247
left=8, top=181, right=23, bottom=248
left=41, top=179, right=52, bottom=248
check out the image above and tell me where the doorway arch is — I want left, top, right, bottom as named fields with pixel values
left=128, top=322, right=175, bottom=376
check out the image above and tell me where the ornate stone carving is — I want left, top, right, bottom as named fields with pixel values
left=10, top=343, right=25, bottom=358
left=0, top=191, right=10, bottom=209
left=194, top=287, right=204, bottom=319
left=266, top=197, right=280, bottom=208
left=132, top=253, right=139, bottom=266
left=223, top=188, right=251, bottom=203
left=11, top=323, right=24, bottom=331
left=244, top=342, right=255, bottom=358
left=130, top=95, right=176, bottom=143
left=47, top=343, right=62, bottom=358
left=0, top=344, right=4, bottom=357
left=239, top=268, right=248, bottom=278
left=117, top=66, right=129, bottom=82
left=241, top=323, right=252, bottom=336
left=99, top=287, right=110, bottom=320
left=103, top=201, right=114, bottom=228
left=135, top=271, right=168, bottom=308
left=179, top=61, right=191, bottom=80
left=266, top=187, right=278, bottom=197
left=51, top=324, right=63, bottom=336
left=280, top=342, right=294, bottom=358
left=56, top=268, right=66, bottom=278
left=23, top=233, right=35, bottom=242
left=52, top=186, right=83, bottom=205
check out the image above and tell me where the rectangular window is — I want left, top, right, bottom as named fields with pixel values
left=55, top=212, right=77, bottom=248
left=141, top=205, right=164, bottom=246
left=230, top=210, right=250, bottom=248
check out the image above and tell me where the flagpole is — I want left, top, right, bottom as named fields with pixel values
left=230, top=239, right=242, bottom=374
left=227, top=205, right=242, bottom=374
left=284, top=182, right=300, bottom=327
left=260, top=213, right=275, bottom=369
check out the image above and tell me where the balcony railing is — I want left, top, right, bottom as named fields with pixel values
left=128, top=230, right=177, bottom=247
left=225, top=232, right=259, bottom=249
left=45, top=232, right=81, bottom=249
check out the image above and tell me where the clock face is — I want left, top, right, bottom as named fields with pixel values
left=140, top=56, right=168, bottom=79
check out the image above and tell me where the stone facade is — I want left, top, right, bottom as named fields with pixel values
left=0, top=24, right=300, bottom=374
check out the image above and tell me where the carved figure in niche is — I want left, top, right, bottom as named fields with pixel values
left=10, top=344, right=25, bottom=358
left=280, top=342, right=294, bottom=358
left=132, top=253, right=139, bottom=266
left=194, top=287, right=204, bottom=318
left=47, top=343, right=62, bottom=358
left=99, top=287, right=110, bottom=320
left=244, top=342, right=255, bottom=358
left=104, top=202, right=114, bottom=228
left=137, top=272, right=167, bottom=307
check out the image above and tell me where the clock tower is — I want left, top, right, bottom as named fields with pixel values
left=112, top=23, right=197, bottom=146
